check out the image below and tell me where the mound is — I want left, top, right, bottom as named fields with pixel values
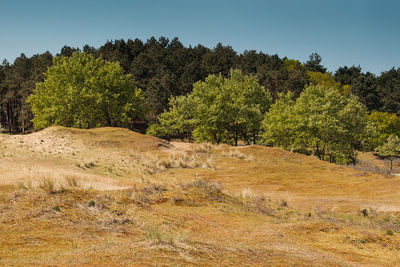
left=25, top=126, right=171, bottom=152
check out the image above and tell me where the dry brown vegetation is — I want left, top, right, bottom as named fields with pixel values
left=1, top=126, right=400, bottom=266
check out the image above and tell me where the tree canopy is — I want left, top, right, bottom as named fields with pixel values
left=150, top=70, right=272, bottom=146
left=28, top=52, right=144, bottom=129
left=262, top=85, right=367, bottom=163
left=375, top=135, right=400, bottom=170
left=361, top=111, right=400, bottom=150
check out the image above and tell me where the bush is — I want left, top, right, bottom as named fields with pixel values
left=146, top=124, right=169, bottom=139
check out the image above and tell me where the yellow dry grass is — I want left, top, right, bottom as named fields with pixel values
left=0, top=126, right=400, bottom=266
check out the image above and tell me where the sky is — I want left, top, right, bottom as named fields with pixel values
left=0, top=0, right=399, bottom=75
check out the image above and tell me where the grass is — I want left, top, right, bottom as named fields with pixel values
left=38, top=177, right=57, bottom=193
left=140, top=151, right=213, bottom=174
left=1, top=126, right=400, bottom=266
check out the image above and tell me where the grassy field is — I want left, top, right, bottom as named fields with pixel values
left=1, top=127, right=400, bottom=266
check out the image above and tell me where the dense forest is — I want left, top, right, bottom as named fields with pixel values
left=0, top=36, right=399, bottom=135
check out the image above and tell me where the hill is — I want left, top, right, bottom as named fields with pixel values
left=0, top=127, right=400, bottom=266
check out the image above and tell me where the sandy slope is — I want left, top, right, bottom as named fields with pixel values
left=0, top=127, right=400, bottom=266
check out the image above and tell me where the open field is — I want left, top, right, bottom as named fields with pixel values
left=1, top=127, right=400, bottom=266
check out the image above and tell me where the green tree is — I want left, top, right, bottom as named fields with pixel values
left=191, top=69, right=272, bottom=146
left=350, top=72, right=380, bottom=111
left=376, top=68, right=400, bottom=114
left=261, top=91, right=296, bottom=149
left=154, top=94, right=195, bottom=140
left=304, top=53, right=327, bottom=73
left=308, top=71, right=351, bottom=95
left=362, top=111, right=400, bottom=150
left=154, top=69, right=272, bottom=146
left=375, top=135, right=400, bottom=171
left=28, top=52, right=144, bottom=129
left=334, top=65, right=362, bottom=86
left=262, top=85, right=368, bottom=164
left=294, top=85, right=367, bottom=163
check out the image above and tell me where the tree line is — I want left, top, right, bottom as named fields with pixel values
left=1, top=37, right=400, bottom=135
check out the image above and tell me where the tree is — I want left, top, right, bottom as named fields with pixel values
left=201, top=43, right=238, bottom=77
left=154, top=69, right=272, bottom=146
left=0, top=52, right=53, bottom=134
left=361, top=111, right=400, bottom=150
left=375, top=135, right=400, bottom=171
left=151, top=95, right=195, bottom=140
left=261, top=91, right=296, bottom=149
left=262, top=85, right=368, bottom=164
left=376, top=68, right=400, bottom=114
left=308, top=71, right=351, bottom=95
left=191, top=69, right=272, bottom=145
left=304, top=53, right=327, bottom=73
left=351, top=72, right=380, bottom=111
left=334, top=65, right=362, bottom=86
left=28, top=52, right=144, bottom=129
left=294, top=85, right=367, bottom=163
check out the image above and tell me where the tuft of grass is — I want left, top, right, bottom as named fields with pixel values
left=129, top=184, right=167, bottom=204
left=181, top=178, right=223, bottom=192
left=193, top=143, right=213, bottom=153
left=240, top=189, right=276, bottom=216
left=145, top=226, right=162, bottom=241
left=221, top=149, right=248, bottom=159
left=39, top=177, right=56, bottom=194
left=141, top=152, right=212, bottom=174
left=144, top=225, right=184, bottom=244
left=52, top=205, right=61, bottom=212
left=65, top=176, right=80, bottom=188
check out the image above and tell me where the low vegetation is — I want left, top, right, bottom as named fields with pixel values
left=0, top=127, right=400, bottom=266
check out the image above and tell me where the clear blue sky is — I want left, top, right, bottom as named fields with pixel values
left=1, top=0, right=399, bottom=74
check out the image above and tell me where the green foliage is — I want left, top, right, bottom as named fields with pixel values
left=284, top=59, right=303, bottom=72
left=362, top=112, right=400, bottom=150
left=376, top=68, right=400, bottom=114
left=308, top=71, right=351, bottom=95
left=261, top=91, right=296, bottom=149
left=158, top=95, right=195, bottom=140
left=295, top=86, right=367, bottom=163
left=146, top=123, right=169, bottom=139
left=192, top=69, right=272, bottom=145
left=358, top=77, right=380, bottom=109
left=0, top=52, right=53, bottom=133
left=262, top=85, right=368, bottom=164
left=1, top=37, right=399, bottom=135
left=375, top=135, right=400, bottom=158
left=304, top=53, right=327, bottom=73
left=375, top=135, right=400, bottom=170
left=155, top=69, right=272, bottom=145
left=28, top=52, right=144, bottom=129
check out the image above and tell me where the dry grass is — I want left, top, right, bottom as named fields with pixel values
left=352, top=152, right=400, bottom=175
left=220, top=148, right=249, bottom=159
left=1, top=127, right=400, bottom=266
left=192, top=142, right=213, bottom=153
left=140, top=151, right=214, bottom=174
